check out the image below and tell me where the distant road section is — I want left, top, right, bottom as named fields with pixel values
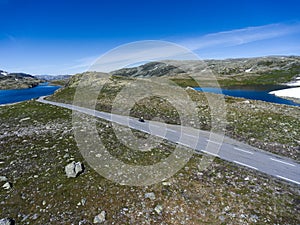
left=37, top=96, right=300, bottom=186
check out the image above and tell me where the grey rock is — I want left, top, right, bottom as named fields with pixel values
left=93, top=211, right=106, bottom=223
left=162, top=181, right=171, bottom=186
left=81, top=198, right=87, bottom=206
left=154, top=205, right=163, bottom=214
left=31, top=214, right=39, bottom=220
left=219, top=215, right=225, bottom=222
left=0, top=176, right=8, bottom=182
left=65, top=161, right=83, bottom=178
left=250, top=214, right=259, bottom=223
left=145, top=192, right=156, bottom=200
left=0, top=218, right=15, bottom=225
left=79, top=219, right=89, bottom=225
left=2, top=182, right=11, bottom=190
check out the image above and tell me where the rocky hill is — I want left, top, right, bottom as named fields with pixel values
left=110, top=56, right=300, bottom=86
left=61, top=56, right=300, bottom=89
left=112, top=56, right=300, bottom=77
left=0, top=70, right=41, bottom=90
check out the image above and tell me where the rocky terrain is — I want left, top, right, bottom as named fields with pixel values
left=0, top=70, right=41, bottom=90
left=0, top=100, right=299, bottom=224
left=1, top=56, right=300, bottom=224
left=49, top=70, right=300, bottom=162
left=111, top=56, right=300, bottom=87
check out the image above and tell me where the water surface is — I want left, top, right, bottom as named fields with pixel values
left=194, top=85, right=300, bottom=107
left=0, top=83, right=60, bottom=105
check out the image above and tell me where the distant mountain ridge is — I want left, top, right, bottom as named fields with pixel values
left=66, top=56, right=300, bottom=88
left=35, top=75, right=72, bottom=81
left=111, top=56, right=300, bottom=78
left=109, top=56, right=300, bottom=87
left=0, top=69, right=41, bottom=90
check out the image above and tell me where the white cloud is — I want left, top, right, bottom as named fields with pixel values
left=179, top=23, right=300, bottom=51
left=85, top=41, right=197, bottom=72
left=67, top=23, right=300, bottom=74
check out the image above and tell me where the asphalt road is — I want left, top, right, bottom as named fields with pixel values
left=38, top=97, right=300, bottom=186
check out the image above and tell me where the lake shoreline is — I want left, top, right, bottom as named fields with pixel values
left=268, top=76, right=300, bottom=101
left=194, top=84, right=300, bottom=107
left=0, top=83, right=61, bottom=105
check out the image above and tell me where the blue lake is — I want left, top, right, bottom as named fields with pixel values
left=0, top=83, right=60, bottom=105
left=194, top=85, right=300, bottom=107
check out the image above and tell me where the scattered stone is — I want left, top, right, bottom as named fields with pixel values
left=81, top=198, right=87, bottom=206
left=79, top=219, right=89, bottom=225
left=219, top=215, right=225, bottom=222
left=250, top=214, right=259, bottom=223
left=31, top=214, right=39, bottom=220
left=65, top=161, right=83, bottom=178
left=162, top=181, right=171, bottom=186
left=19, top=117, right=30, bottom=122
left=0, top=218, right=15, bottom=225
left=21, top=214, right=30, bottom=222
left=93, top=211, right=106, bottom=223
left=154, top=205, right=163, bottom=215
left=240, top=214, right=246, bottom=219
left=0, top=176, right=8, bottom=182
left=145, top=192, right=156, bottom=200
left=2, top=182, right=11, bottom=190
left=224, top=206, right=231, bottom=212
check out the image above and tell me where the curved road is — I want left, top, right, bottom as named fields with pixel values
left=37, top=97, right=300, bottom=186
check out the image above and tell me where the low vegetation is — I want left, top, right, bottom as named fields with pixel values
left=1, top=56, right=300, bottom=224
left=48, top=75, right=300, bottom=161
left=0, top=101, right=299, bottom=224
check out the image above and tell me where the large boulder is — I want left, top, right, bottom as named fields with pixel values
left=93, top=211, right=106, bottom=223
left=65, top=161, right=83, bottom=178
left=0, top=218, right=15, bottom=225
left=0, top=176, right=8, bottom=182
left=2, top=182, right=11, bottom=190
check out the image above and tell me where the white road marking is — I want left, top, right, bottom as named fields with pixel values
left=156, top=135, right=166, bottom=139
left=184, top=133, right=197, bottom=138
left=206, top=139, right=221, bottom=145
left=234, top=147, right=254, bottom=155
left=276, top=175, right=300, bottom=185
left=234, top=161, right=258, bottom=170
left=270, top=158, right=296, bottom=167
left=176, top=141, right=191, bottom=148
left=167, top=128, right=177, bottom=132
left=141, top=129, right=150, bottom=133
left=201, top=150, right=219, bottom=157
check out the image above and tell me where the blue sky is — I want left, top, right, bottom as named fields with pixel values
left=0, top=0, right=300, bottom=75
